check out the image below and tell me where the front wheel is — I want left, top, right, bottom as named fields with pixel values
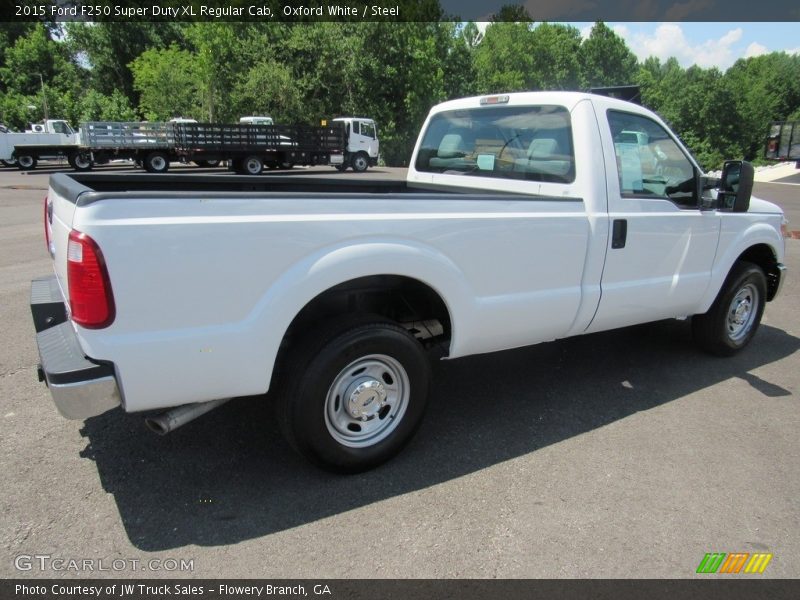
left=351, top=153, right=369, bottom=172
left=692, top=261, right=767, bottom=356
left=144, top=151, right=169, bottom=173
left=276, top=319, right=431, bottom=472
left=16, top=155, right=37, bottom=170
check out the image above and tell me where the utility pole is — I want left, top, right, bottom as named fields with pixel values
left=38, top=74, right=49, bottom=121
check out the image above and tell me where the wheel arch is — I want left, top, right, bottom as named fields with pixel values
left=256, top=240, right=469, bottom=392
left=700, top=224, right=784, bottom=312
left=738, top=243, right=782, bottom=301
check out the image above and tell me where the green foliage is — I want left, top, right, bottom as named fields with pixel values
left=76, top=89, right=139, bottom=122
left=579, top=22, right=638, bottom=89
left=1, top=21, right=796, bottom=168
left=130, top=45, right=201, bottom=120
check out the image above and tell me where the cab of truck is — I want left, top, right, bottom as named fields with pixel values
left=27, top=120, right=77, bottom=137
left=331, top=117, right=379, bottom=172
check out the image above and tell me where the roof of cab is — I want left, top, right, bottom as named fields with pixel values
left=428, top=91, right=646, bottom=116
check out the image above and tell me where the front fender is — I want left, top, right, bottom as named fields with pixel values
left=698, top=221, right=784, bottom=313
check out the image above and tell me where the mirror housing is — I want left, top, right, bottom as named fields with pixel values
left=698, top=174, right=718, bottom=210
left=718, top=160, right=754, bottom=213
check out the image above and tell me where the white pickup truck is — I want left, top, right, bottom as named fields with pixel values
left=31, top=91, right=787, bottom=472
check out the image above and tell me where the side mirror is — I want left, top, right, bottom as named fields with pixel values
left=718, top=160, right=754, bottom=212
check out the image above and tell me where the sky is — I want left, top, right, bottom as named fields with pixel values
left=574, top=22, right=800, bottom=70
left=473, top=22, right=800, bottom=71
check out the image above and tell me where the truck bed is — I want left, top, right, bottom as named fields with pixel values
left=49, top=172, right=533, bottom=202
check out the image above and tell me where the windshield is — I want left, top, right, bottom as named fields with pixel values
left=415, top=105, right=575, bottom=184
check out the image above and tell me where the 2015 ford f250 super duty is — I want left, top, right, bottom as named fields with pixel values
left=31, top=92, right=787, bottom=472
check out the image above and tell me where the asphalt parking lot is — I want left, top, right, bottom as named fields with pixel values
left=1, top=163, right=798, bottom=579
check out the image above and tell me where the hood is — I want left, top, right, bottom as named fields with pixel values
left=749, top=196, right=783, bottom=215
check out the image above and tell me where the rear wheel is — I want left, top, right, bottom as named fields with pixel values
left=243, top=155, right=263, bottom=175
left=68, top=150, right=93, bottom=171
left=16, top=155, right=36, bottom=170
left=144, top=151, right=169, bottom=173
left=692, top=261, right=767, bottom=356
left=276, top=318, right=431, bottom=472
left=1, top=158, right=17, bottom=167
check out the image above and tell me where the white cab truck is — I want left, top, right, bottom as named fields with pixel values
left=31, top=92, right=787, bottom=472
left=0, top=119, right=89, bottom=170
left=330, top=117, right=379, bottom=171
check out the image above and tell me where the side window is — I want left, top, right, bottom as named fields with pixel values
left=608, top=110, right=697, bottom=207
left=360, top=122, right=375, bottom=139
left=53, top=121, right=67, bottom=134
left=352, top=121, right=360, bottom=135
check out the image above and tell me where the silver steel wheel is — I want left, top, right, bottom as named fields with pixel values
left=726, top=283, right=759, bottom=342
left=352, top=154, right=368, bottom=172
left=149, top=155, right=167, bottom=172
left=324, top=353, right=410, bottom=448
left=245, top=157, right=263, bottom=174
left=74, top=153, right=92, bottom=169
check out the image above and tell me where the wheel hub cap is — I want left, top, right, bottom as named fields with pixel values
left=726, top=283, right=758, bottom=341
left=324, top=354, right=410, bottom=448
left=733, top=299, right=751, bottom=325
left=345, top=379, right=387, bottom=420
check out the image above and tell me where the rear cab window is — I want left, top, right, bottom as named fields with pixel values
left=415, top=105, right=575, bottom=184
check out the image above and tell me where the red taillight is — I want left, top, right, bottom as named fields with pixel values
left=67, top=230, right=115, bottom=328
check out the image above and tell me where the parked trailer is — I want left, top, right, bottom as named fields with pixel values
left=173, top=122, right=347, bottom=174
left=81, top=121, right=176, bottom=173
left=765, top=121, right=800, bottom=164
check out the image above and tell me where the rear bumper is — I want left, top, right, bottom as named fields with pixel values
left=31, top=275, right=121, bottom=420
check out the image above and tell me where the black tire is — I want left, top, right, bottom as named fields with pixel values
left=1, top=158, right=16, bottom=167
left=351, top=152, right=369, bottom=172
left=242, top=155, right=263, bottom=175
left=276, top=318, right=431, bottom=473
left=692, top=261, right=767, bottom=356
left=280, top=161, right=294, bottom=170
left=144, top=152, right=169, bottom=173
left=16, top=155, right=37, bottom=170
left=334, top=164, right=347, bottom=172
left=68, top=150, right=93, bottom=172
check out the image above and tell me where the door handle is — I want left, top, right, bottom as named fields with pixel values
left=612, top=219, right=627, bottom=249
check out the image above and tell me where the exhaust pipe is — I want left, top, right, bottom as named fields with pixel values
left=145, top=398, right=230, bottom=435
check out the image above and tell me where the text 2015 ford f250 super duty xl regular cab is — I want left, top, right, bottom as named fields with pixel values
left=31, top=92, right=787, bottom=472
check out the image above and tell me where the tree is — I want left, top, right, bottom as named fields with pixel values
left=129, top=45, right=201, bottom=120
left=76, top=89, right=138, bottom=122
left=529, top=23, right=582, bottom=90
left=579, top=22, right=637, bottom=89
left=474, top=21, right=536, bottom=93
left=65, top=23, right=186, bottom=104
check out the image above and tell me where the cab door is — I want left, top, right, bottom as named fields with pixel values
left=587, top=107, right=720, bottom=333
left=350, top=119, right=379, bottom=158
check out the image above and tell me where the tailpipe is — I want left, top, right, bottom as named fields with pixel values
left=145, top=398, right=230, bottom=435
